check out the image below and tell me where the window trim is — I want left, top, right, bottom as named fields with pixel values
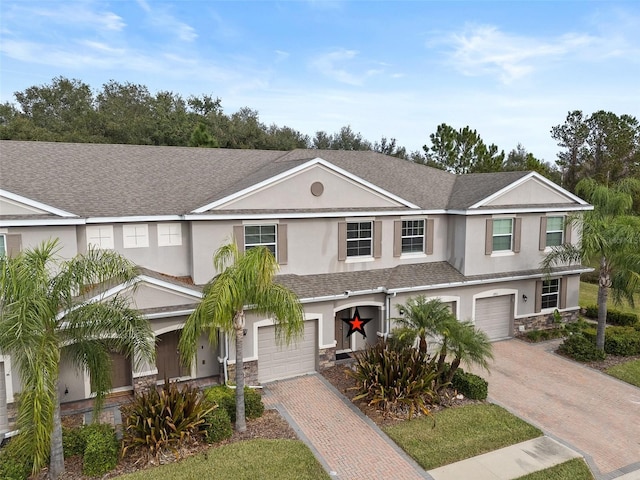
left=244, top=224, right=278, bottom=259
left=86, top=225, right=114, bottom=250
left=541, top=278, right=560, bottom=310
left=545, top=216, right=565, bottom=248
left=492, top=218, right=514, bottom=252
left=401, top=219, right=425, bottom=254
left=157, top=223, right=182, bottom=247
left=0, top=234, right=5, bottom=257
left=346, top=221, right=373, bottom=258
left=123, top=224, right=149, bottom=249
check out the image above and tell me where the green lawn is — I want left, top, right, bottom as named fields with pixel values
left=515, top=458, right=594, bottom=480
left=579, top=282, right=640, bottom=315
left=606, top=359, right=640, bottom=387
left=116, top=439, right=329, bottom=480
left=383, top=404, right=542, bottom=470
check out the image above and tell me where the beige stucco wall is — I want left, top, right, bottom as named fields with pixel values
left=6, top=225, right=78, bottom=259
left=220, top=164, right=404, bottom=210
left=485, top=178, right=575, bottom=206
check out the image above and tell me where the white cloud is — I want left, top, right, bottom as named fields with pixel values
left=440, top=25, right=597, bottom=84
left=310, top=48, right=384, bottom=86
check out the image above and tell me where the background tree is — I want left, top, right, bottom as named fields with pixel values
left=0, top=240, right=155, bottom=479
left=373, top=136, right=408, bottom=159
left=179, top=243, right=304, bottom=432
left=542, top=178, right=640, bottom=350
left=423, top=123, right=505, bottom=174
left=504, top=143, right=561, bottom=183
left=551, top=110, right=640, bottom=192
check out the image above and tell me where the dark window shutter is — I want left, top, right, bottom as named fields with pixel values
left=560, top=277, right=567, bottom=309
left=373, top=221, right=382, bottom=258
left=277, top=224, right=288, bottom=265
left=513, top=217, right=522, bottom=253
left=233, top=225, right=244, bottom=252
left=425, top=218, right=434, bottom=255
left=393, top=220, right=402, bottom=257
left=338, top=222, right=347, bottom=261
left=485, top=219, right=493, bottom=255
left=564, top=218, right=572, bottom=244
left=539, top=217, right=547, bottom=250
left=6, top=234, right=22, bottom=258
left=535, top=280, right=542, bottom=313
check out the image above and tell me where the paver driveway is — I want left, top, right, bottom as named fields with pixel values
left=264, top=374, right=429, bottom=480
left=475, top=339, right=640, bottom=479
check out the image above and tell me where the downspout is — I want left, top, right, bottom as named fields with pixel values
left=385, top=292, right=396, bottom=340
left=218, top=330, right=262, bottom=390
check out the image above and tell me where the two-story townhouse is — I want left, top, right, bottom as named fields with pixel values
left=0, top=140, right=592, bottom=433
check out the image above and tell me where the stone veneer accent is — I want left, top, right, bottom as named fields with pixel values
left=319, top=347, right=336, bottom=371
left=227, top=360, right=259, bottom=386
left=132, top=374, right=157, bottom=395
left=514, top=310, right=579, bottom=334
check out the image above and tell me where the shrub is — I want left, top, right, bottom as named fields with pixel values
left=524, top=328, right=564, bottom=342
left=202, top=407, right=233, bottom=444
left=82, top=424, right=119, bottom=477
left=451, top=370, right=488, bottom=400
left=0, top=438, right=32, bottom=480
left=607, top=310, right=638, bottom=327
left=582, top=305, right=638, bottom=326
left=122, top=380, right=214, bottom=459
left=349, top=341, right=437, bottom=419
left=559, top=334, right=606, bottom=362
left=204, top=385, right=264, bottom=423
left=62, top=426, right=86, bottom=458
left=604, top=326, right=640, bottom=356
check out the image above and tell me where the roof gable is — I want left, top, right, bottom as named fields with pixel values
left=193, top=158, right=418, bottom=212
left=473, top=173, right=589, bottom=209
left=0, top=189, right=77, bottom=217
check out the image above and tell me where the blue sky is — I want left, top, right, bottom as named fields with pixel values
left=1, top=0, right=639, bottom=162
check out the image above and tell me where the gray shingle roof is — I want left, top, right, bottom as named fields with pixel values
left=1, top=140, right=570, bottom=219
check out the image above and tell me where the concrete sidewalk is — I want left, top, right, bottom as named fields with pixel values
left=428, top=436, right=582, bottom=480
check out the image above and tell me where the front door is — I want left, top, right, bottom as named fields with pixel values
left=335, top=309, right=352, bottom=352
left=156, top=331, right=185, bottom=380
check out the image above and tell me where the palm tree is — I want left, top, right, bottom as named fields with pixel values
left=179, top=242, right=304, bottom=432
left=437, top=319, right=493, bottom=389
left=392, top=296, right=453, bottom=353
left=542, top=178, right=640, bottom=350
left=0, top=239, right=155, bottom=479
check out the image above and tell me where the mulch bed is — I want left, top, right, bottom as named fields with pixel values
left=320, top=363, right=482, bottom=428
left=584, top=353, right=640, bottom=372
left=35, top=409, right=298, bottom=480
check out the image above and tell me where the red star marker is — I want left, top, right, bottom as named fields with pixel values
left=341, top=308, right=372, bottom=338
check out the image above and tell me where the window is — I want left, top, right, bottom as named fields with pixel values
left=541, top=279, right=560, bottom=309
left=492, top=219, right=513, bottom=251
left=546, top=217, right=564, bottom=247
left=158, top=223, right=182, bottom=246
left=0, top=234, right=5, bottom=257
left=244, top=224, right=277, bottom=256
left=123, top=224, right=149, bottom=249
left=86, top=225, right=114, bottom=249
left=346, top=222, right=372, bottom=257
left=401, top=220, right=424, bottom=253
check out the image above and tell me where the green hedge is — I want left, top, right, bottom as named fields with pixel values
left=204, top=385, right=264, bottom=423
left=203, top=407, right=233, bottom=444
left=582, top=326, right=640, bottom=356
left=583, top=305, right=638, bottom=326
left=82, top=424, right=119, bottom=477
left=451, top=370, right=488, bottom=400
left=559, top=334, right=606, bottom=362
left=0, top=439, right=32, bottom=480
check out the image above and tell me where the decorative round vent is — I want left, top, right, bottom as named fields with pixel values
left=310, top=181, right=324, bottom=197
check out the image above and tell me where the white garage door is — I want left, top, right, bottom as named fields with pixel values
left=475, top=296, right=513, bottom=341
left=258, top=320, right=317, bottom=383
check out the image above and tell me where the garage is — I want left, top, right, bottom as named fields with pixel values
left=258, top=320, right=317, bottom=383
left=475, top=295, right=513, bottom=341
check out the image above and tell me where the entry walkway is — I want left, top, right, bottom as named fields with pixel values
left=264, top=374, right=429, bottom=480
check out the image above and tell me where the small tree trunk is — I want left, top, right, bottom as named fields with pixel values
left=234, top=311, right=247, bottom=432
left=596, top=259, right=610, bottom=351
left=49, top=381, right=65, bottom=479
left=418, top=335, right=427, bottom=354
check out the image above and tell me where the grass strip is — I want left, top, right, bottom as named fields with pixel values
left=383, top=403, right=542, bottom=470
left=514, top=458, right=594, bottom=479
left=116, top=439, right=329, bottom=480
